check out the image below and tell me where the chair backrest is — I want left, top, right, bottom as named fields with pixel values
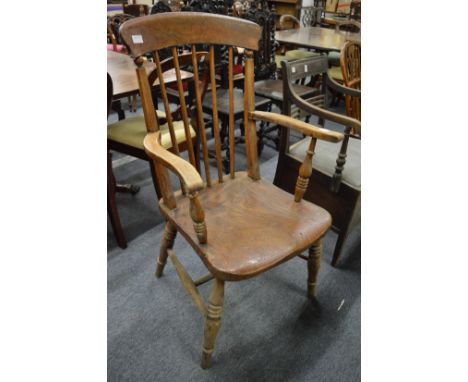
left=242, top=1, right=277, bottom=80
left=301, top=6, right=324, bottom=27
left=280, top=56, right=329, bottom=147
left=120, top=13, right=263, bottom=191
left=279, top=14, right=300, bottom=30
left=340, top=40, right=360, bottom=121
left=334, top=19, right=360, bottom=33
left=108, top=14, right=135, bottom=45
left=124, top=4, right=149, bottom=17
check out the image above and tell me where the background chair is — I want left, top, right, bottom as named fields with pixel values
left=107, top=73, right=128, bottom=249
left=274, top=56, right=361, bottom=266
left=277, top=14, right=320, bottom=62
left=107, top=51, right=208, bottom=209
left=340, top=40, right=361, bottom=121
left=120, top=12, right=343, bottom=369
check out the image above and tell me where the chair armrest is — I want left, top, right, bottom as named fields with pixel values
left=249, top=111, right=344, bottom=202
left=287, top=76, right=361, bottom=135
left=143, top=132, right=204, bottom=194
left=249, top=111, right=344, bottom=143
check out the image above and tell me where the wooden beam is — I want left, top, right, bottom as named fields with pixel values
left=168, top=249, right=207, bottom=316
left=194, top=273, right=214, bottom=286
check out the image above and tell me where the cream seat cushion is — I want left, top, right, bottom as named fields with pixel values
left=107, top=113, right=196, bottom=150
left=327, top=66, right=343, bottom=81
left=289, top=136, right=360, bottom=189
left=285, top=50, right=320, bottom=60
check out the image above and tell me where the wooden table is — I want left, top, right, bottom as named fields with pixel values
left=275, top=26, right=360, bottom=52
left=107, top=51, right=194, bottom=99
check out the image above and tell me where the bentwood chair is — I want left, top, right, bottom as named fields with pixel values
left=274, top=56, right=361, bottom=267
left=340, top=40, right=360, bottom=121
left=120, top=13, right=344, bottom=369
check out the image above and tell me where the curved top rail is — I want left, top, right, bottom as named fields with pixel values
left=120, top=12, right=262, bottom=57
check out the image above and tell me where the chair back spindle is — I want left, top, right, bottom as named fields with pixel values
left=120, top=13, right=262, bottom=207
left=208, top=45, right=224, bottom=183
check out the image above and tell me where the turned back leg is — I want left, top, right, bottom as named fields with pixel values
left=156, top=221, right=177, bottom=277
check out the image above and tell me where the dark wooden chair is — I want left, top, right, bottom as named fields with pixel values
left=120, top=12, right=343, bottom=368
left=252, top=3, right=320, bottom=151
left=107, top=73, right=128, bottom=249
left=107, top=51, right=208, bottom=205
left=123, top=3, right=149, bottom=16
left=274, top=56, right=361, bottom=267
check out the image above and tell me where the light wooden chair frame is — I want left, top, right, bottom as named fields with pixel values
left=120, top=12, right=344, bottom=369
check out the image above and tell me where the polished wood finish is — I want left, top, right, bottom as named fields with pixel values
left=340, top=40, right=361, bottom=122
left=275, top=26, right=360, bottom=52
left=201, top=278, right=224, bottom=369
left=120, top=12, right=261, bottom=56
left=120, top=13, right=343, bottom=368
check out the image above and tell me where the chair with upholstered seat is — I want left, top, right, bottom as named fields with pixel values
left=120, top=12, right=343, bottom=368
left=108, top=51, right=209, bottom=201
left=274, top=56, right=361, bottom=267
left=278, top=14, right=320, bottom=63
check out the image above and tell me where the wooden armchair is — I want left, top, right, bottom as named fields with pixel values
left=340, top=40, right=360, bottom=121
left=274, top=56, right=361, bottom=266
left=120, top=12, right=343, bottom=368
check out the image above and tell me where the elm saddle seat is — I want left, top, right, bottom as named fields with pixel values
left=120, top=12, right=344, bottom=369
left=160, top=172, right=331, bottom=280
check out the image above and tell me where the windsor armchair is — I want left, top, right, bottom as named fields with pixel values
left=274, top=56, right=361, bottom=266
left=120, top=12, right=343, bottom=369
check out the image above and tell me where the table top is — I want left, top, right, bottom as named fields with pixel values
left=275, top=26, right=360, bottom=52
left=107, top=51, right=193, bottom=99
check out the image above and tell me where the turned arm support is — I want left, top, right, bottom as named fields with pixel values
left=144, top=132, right=207, bottom=244
left=249, top=111, right=344, bottom=202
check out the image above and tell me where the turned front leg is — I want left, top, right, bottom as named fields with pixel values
left=201, top=278, right=225, bottom=369
left=307, top=239, right=323, bottom=298
left=156, top=221, right=177, bottom=277
left=295, top=137, right=317, bottom=202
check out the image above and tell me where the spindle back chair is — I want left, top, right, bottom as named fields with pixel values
left=340, top=40, right=360, bottom=122
left=274, top=56, right=361, bottom=266
left=120, top=12, right=343, bottom=369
